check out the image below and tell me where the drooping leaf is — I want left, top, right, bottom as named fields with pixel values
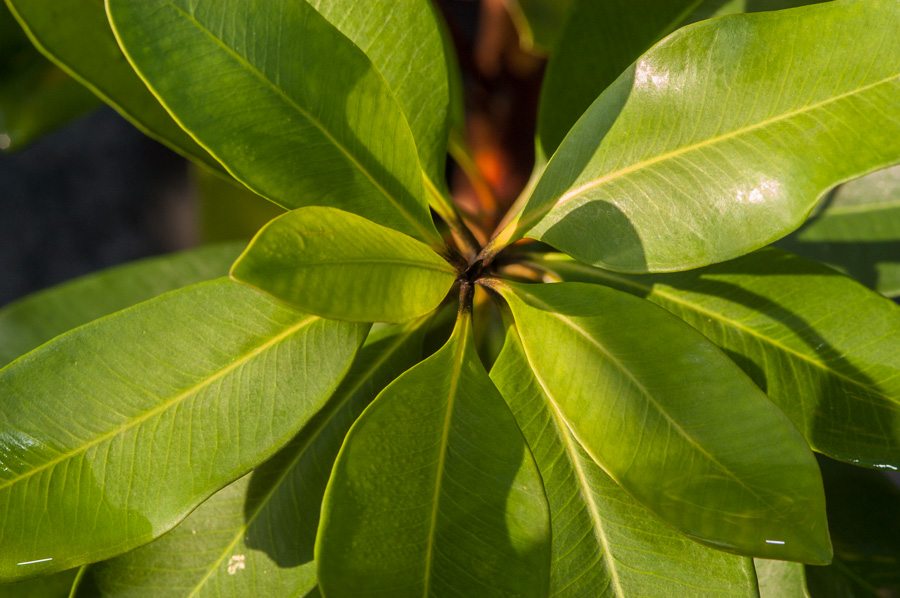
left=4, top=0, right=222, bottom=171
left=317, top=308, right=551, bottom=596
left=0, top=243, right=242, bottom=367
left=501, top=0, right=900, bottom=272
left=106, top=0, right=441, bottom=246
left=307, top=0, right=456, bottom=189
left=539, top=249, right=900, bottom=469
left=0, top=278, right=367, bottom=580
left=755, top=559, right=809, bottom=597
left=778, top=165, right=900, bottom=298
left=491, top=325, right=758, bottom=596
left=79, top=321, right=428, bottom=597
left=231, top=207, right=457, bottom=323
left=485, top=279, right=831, bottom=563
left=505, top=0, right=574, bottom=54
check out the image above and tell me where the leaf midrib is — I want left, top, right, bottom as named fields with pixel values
left=186, top=324, right=421, bottom=596
left=526, top=72, right=899, bottom=232
left=151, top=0, right=435, bottom=243
left=552, top=262, right=894, bottom=401
left=422, top=324, right=468, bottom=596
left=0, top=316, right=318, bottom=493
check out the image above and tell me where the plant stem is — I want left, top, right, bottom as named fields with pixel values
left=424, top=174, right=481, bottom=261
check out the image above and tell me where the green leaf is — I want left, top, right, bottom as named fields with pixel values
left=534, top=0, right=828, bottom=161
left=0, top=278, right=367, bottom=580
left=106, top=0, right=441, bottom=246
left=307, top=0, right=456, bottom=189
left=317, top=308, right=551, bottom=596
left=0, top=243, right=242, bottom=367
left=778, top=165, right=900, bottom=298
left=79, top=321, right=428, bottom=597
left=755, top=559, right=809, bottom=597
left=506, top=0, right=574, bottom=54
left=485, top=279, right=831, bottom=563
left=491, top=325, right=759, bottom=596
left=4, top=0, right=222, bottom=171
left=539, top=249, right=900, bottom=469
left=504, top=0, right=900, bottom=272
left=231, top=207, right=457, bottom=323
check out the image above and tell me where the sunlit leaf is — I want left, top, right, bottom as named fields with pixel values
left=0, top=279, right=367, bottom=580
left=106, top=0, right=441, bottom=245
left=502, top=0, right=900, bottom=272
left=491, top=325, right=759, bottom=596
left=540, top=249, right=900, bottom=469
left=79, top=322, right=427, bottom=596
left=5, top=0, right=222, bottom=170
left=0, top=244, right=242, bottom=367
left=486, top=279, right=830, bottom=563
left=231, top=207, right=457, bottom=323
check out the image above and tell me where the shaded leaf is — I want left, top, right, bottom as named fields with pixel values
left=80, top=322, right=428, bottom=596
left=778, top=165, right=900, bottom=298
left=317, top=308, right=551, bottom=596
left=0, top=278, right=367, bottom=580
left=0, top=243, right=242, bottom=367
left=485, top=279, right=830, bottom=562
left=107, top=0, right=441, bottom=245
left=194, top=167, right=284, bottom=243
left=307, top=0, right=456, bottom=188
left=804, top=459, right=900, bottom=597
left=491, top=325, right=759, bottom=596
left=231, top=207, right=456, bottom=323
left=502, top=0, right=900, bottom=272
left=540, top=249, right=900, bottom=469
left=5, top=0, right=221, bottom=170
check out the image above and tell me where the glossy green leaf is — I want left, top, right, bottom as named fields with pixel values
left=755, top=559, right=809, bottom=597
left=540, top=249, right=900, bottom=469
left=504, top=0, right=900, bottom=272
left=317, top=309, right=551, bottom=596
left=231, top=207, right=456, bottom=323
left=307, top=0, right=455, bottom=188
left=778, top=165, right=900, bottom=298
left=0, top=243, right=242, bottom=367
left=486, top=279, right=830, bottom=563
left=80, top=321, right=427, bottom=597
left=506, top=0, right=574, bottom=54
left=491, top=325, right=759, bottom=596
left=4, top=0, right=221, bottom=170
left=0, top=278, right=367, bottom=580
left=534, top=0, right=828, bottom=161
left=106, top=0, right=441, bottom=246
left=0, top=568, right=78, bottom=598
